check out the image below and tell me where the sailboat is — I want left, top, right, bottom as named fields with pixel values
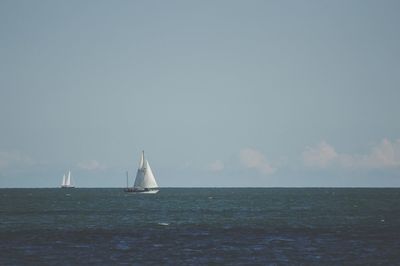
left=125, top=151, right=159, bottom=194
left=61, top=170, right=75, bottom=188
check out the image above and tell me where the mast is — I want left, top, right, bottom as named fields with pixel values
left=126, top=171, right=129, bottom=188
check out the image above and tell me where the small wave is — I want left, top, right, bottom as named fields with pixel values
left=115, top=241, right=130, bottom=250
left=74, top=244, right=90, bottom=248
left=158, top=222, right=169, bottom=226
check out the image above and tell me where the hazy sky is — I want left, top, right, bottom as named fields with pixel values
left=1, top=0, right=400, bottom=187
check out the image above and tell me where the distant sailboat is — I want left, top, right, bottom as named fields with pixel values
left=61, top=170, right=75, bottom=188
left=125, top=151, right=159, bottom=194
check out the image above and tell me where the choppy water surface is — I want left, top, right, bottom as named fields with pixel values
left=1, top=188, right=400, bottom=264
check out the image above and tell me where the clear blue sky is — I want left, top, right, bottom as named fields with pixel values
left=1, top=0, right=399, bottom=187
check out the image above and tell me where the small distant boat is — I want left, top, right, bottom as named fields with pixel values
left=61, top=170, right=75, bottom=188
left=125, top=151, right=159, bottom=194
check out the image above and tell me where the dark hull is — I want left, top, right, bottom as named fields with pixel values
left=124, top=188, right=159, bottom=194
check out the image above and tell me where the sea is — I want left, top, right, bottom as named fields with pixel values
left=1, top=188, right=399, bottom=265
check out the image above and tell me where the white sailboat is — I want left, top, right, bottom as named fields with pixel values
left=61, top=170, right=75, bottom=188
left=125, top=151, right=159, bottom=194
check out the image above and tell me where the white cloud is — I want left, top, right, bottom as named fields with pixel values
left=303, top=139, right=400, bottom=170
left=343, top=138, right=400, bottom=169
left=302, top=141, right=338, bottom=168
left=366, top=138, right=400, bottom=168
left=207, top=160, right=224, bottom=172
left=239, top=148, right=276, bottom=175
left=77, top=160, right=105, bottom=171
left=0, top=150, right=35, bottom=169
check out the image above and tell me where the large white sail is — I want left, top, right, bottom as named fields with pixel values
left=131, top=151, right=159, bottom=192
left=138, top=151, right=144, bottom=169
left=66, top=171, right=71, bottom=186
left=133, top=168, right=146, bottom=188
left=62, top=174, right=66, bottom=186
left=143, top=160, right=158, bottom=188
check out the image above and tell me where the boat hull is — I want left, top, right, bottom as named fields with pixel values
left=61, top=186, right=75, bottom=188
left=124, top=188, right=159, bottom=194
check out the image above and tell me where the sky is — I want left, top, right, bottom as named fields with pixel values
left=1, top=0, right=400, bottom=187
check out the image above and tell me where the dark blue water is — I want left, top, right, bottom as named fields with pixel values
left=1, top=188, right=399, bottom=265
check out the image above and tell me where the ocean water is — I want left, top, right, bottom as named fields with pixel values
left=1, top=188, right=400, bottom=265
